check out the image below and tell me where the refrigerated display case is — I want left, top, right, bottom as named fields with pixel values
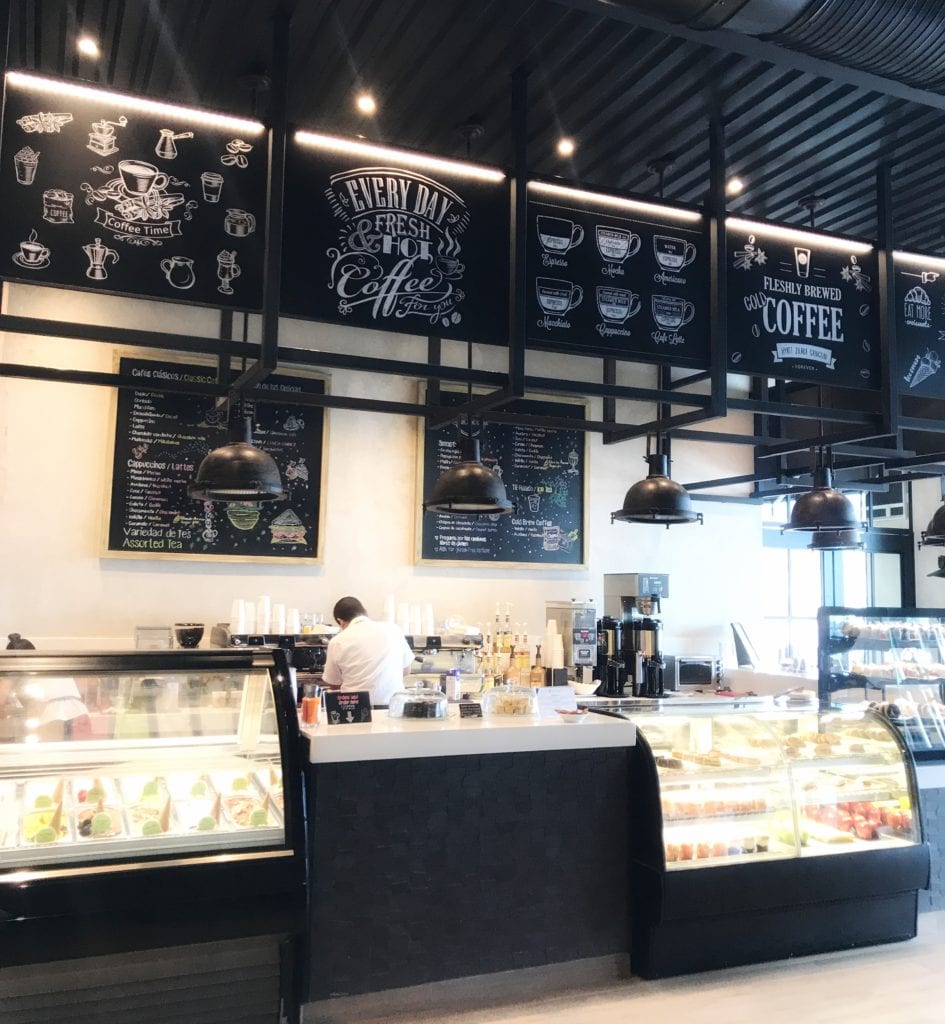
left=817, top=607, right=945, bottom=759
left=0, top=648, right=305, bottom=921
left=610, top=704, right=930, bottom=978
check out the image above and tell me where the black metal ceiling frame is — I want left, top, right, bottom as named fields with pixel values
left=0, top=3, right=944, bottom=479
left=0, top=4, right=727, bottom=445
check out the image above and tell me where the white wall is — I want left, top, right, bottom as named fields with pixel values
left=0, top=282, right=764, bottom=656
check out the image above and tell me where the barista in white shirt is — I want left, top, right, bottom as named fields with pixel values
left=322, top=597, right=415, bottom=706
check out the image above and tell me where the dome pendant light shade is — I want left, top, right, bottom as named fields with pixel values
left=611, top=452, right=702, bottom=528
left=423, top=436, right=513, bottom=516
left=808, top=528, right=863, bottom=550
left=921, top=501, right=945, bottom=547
left=188, top=414, right=284, bottom=502
left=928, top=556, right=945, bottom=578
left=783, top=466, right=859, bottom=532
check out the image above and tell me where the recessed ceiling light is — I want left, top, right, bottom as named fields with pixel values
left=726, top=176, right=745, bottom=196
left=77, top=36, right=99, bottom=58
left=557, top=137, right=575, bottom=157
left=356, top=93, right=376, bottom=116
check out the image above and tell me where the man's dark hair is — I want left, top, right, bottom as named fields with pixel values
left=6, top=633, right=35, bottom=650
left=333, top=597, right=367, bottom=623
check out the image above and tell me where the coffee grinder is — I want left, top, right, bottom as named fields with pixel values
left=545, top=600, right=597, bottom=681
left=603, top=573, right=669, bottom=698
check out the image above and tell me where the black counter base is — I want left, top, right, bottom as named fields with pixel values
left=633, top=890, right=919, bottom=979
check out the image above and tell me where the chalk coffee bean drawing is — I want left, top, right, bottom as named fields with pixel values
left=731, top=351, right=743, bottom=363
left=751, top=324, right=760, bottom=338
left=860, top=368, right=871, bottom=379
left=859, top=304, right=870, bottom=317
left=862, top=339, right=871, bottom=351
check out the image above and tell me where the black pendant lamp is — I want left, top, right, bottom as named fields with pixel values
left=423, top=340, right=513, bottom=517
left=928, top=556, right=945, bottom=578
left=921, top=492, right=945, bottom=547
left=188, top=402, right=284, bottom=503
left=611, top=438, right=702, bottom=528
left=782, top=447, right=859, bottom=533
left=423, top=431, right=513, bottom=515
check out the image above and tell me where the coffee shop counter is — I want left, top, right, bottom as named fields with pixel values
left=300, top=710, right=637, bottom=1000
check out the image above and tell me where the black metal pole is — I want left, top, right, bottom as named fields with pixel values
left=707, top=112, right=728, bottom=422
left=507, top=65, right=528, bottom=399
left=876, top=162, right=900, bottom=442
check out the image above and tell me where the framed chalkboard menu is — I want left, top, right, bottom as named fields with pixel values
left=894, top=252, right=945, bottom=397
left=106, top=358, right=326, bottom=562
left=281, top=133, right=509, bottom=344
left=526, top=180, right=709, bottom=369
left=417, top=389, right=587, bottom=568
left=0, top=72, right=266, bottom=309
left=727, top=218, right=879, bottom=389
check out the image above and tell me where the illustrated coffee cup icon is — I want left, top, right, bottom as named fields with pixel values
left=536, top=277, right=583, bottom=314
left=537, top=215, right=584, bottom=254
left=18, top=239, right=49, bottom=265
left=118, top=159, right=168, bottom=196
left=201, top=171, right=224, bottom=203
left=652, top=294, right=695, bottom=331
left=653, top=235, right=697, bottom=271
left=596, top=225, right=640, bottom=263
left=596, top=286, right=640, bottom=323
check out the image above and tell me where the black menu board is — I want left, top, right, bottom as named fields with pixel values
left=727, top=220, right=879, bottom=389
left=419, top=392, right=586, bottom=567
left=281, top=135, right=509, bottom=344
left=0, top=73, right=266, bottom=309
left=526, top=185, right=709, bottom=368
left=895, top=254, right=945, bottom=397
left=107, top=358, right=325, bottom=561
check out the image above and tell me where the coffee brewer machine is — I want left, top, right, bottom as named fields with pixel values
left=545, top=601, right=597, bottom=676
left=602, top=573, right=669, bottom=698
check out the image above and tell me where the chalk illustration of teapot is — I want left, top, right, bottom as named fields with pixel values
left=224, top=209, right=256, bottom=237
left=161, top=255, right=196, bottom=290
left=155, top=129, right=194, bottom=160
left=82, top=237, right=119, bottom=281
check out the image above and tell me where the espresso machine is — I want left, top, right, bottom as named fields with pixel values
left=603, top=573, right=669, bottom=698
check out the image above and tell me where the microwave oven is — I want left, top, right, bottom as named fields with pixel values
left=671, top=655, right=722, bottom=690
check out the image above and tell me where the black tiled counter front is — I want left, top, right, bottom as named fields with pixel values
left=917, top=771, right=945, bottom=912
left=302, top=715, right=636, bottom=999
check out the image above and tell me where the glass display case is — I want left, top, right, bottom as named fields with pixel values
left=631, top=708, right=921, bottom=869
left=0, top=648, right=304, bottom=918
left=817, top=607, right=945, bottom=758
left=612, top=703, right=929, bottom=978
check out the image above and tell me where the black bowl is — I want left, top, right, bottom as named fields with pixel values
left=174, top=623, right=204, bottom=648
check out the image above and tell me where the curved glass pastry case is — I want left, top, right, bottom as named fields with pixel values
left=818, top=607, right=945, bottom=759
left=0, top=648, right=304, bottom=919
left=611, top=703, right=930, bottom=978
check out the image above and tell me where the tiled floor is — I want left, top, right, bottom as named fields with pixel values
left=306, top=911, right=945, bottom=1024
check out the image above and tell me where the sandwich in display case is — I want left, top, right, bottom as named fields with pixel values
left=606, top=704, right=930, bottom=978
left=0, top=648, right=305, bottom=924
left=817, top=607, right=945, bottom=759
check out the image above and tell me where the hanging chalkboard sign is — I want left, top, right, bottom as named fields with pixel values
left=281, top=134, right=509, bottom=344
left=0, top=72, right=266, bottom=309
left=726, top=219, right=879, bottom=389
left=894, top=253, right=945, bottom=397
left=418, top=390, right=587, bottom=568
left=526, top=183, right=709, bottom=369
left=106, top=358, right=325, bottom=562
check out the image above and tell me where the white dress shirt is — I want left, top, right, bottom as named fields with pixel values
left=322, top=616, right=415, bottom=705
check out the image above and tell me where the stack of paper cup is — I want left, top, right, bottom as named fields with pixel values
left=422, top=603, right=435, bottom=637
left=411, top=605, right=422, bottom=637
left=230, top=599, right=246, bottom=635
left=549, top=634, right=565, bottom=670
left=384, top=595, right=396, bottom=624
left=286, top=608, right=301, bottom=635
left=398, top=603, right=411, bottom=635
left=272, top=603, right=286, bottom=634
left=257, top=595, right=271, bottom=634
left=244, top=601, right=256, bottom=635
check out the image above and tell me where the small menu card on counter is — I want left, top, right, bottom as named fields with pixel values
left=324, top=692, right=373, bottom=726
left=459, top=701, right=483, bottom=718
left=536, top=687, right=578, bottom=718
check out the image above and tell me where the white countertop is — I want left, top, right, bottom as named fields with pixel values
left=301, top=708, right=636, bottom=764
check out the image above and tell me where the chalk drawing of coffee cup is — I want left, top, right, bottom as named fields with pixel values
left=543, top=525, right=561, bottom=551
left=537, top=215, right=584, bottom=254
left=527, top=493, right=541, bottom=513
left=653, top=234, right=696, bottom=271
left=652, top=294, right=695, bottom=331
left=596, top=286, right=641, bottom=323
left=118, top=159, right=168, bottom=196
left=596, top=225, right=640, bottom=263
left=537, top=277, right=583, bottom=314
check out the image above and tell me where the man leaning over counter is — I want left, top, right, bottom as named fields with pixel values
left=321, top=597, right=414, bottom=706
